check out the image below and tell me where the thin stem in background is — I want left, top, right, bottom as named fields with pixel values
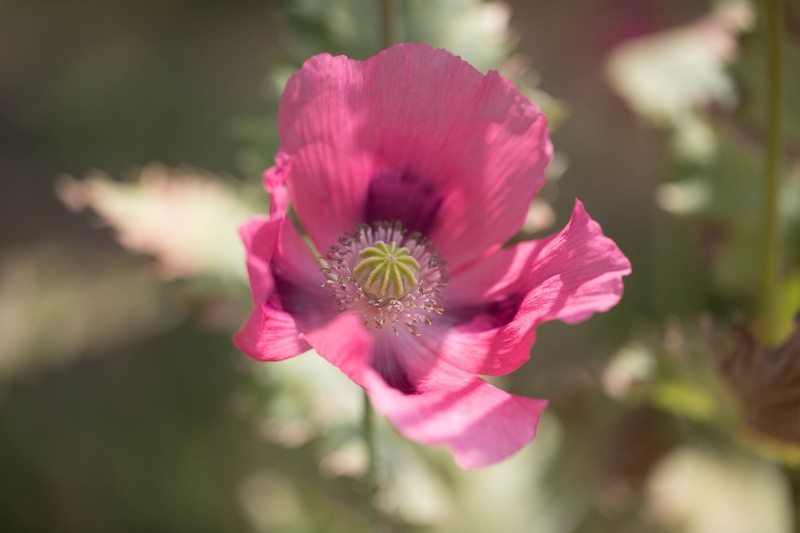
left=759, top=0, right=785, bottom=346
left=760, top=1, right=799, bottom=529
left=362, top=389, right=378, bottom=529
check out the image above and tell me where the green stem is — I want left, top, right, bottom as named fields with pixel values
left=380, top=0, right=396, bottom=49
left=362, top=390, right=377, bottom=529
left=759, top=0, right=785, bottom=346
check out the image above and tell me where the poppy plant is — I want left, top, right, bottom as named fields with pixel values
left=235, top=43, right=631, bottom=468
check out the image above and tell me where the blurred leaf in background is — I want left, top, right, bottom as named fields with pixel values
left=0, top=245, right=175, bottom=383
left=57, top=164, right=259, bottom=283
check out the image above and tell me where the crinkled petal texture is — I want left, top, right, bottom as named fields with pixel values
left=438, top=199, right=633, bottom=377
left=274, top=42, right=552, bottom=269
left=300, top=313, right=548, bottom=469
left=233, top=215, right=333, bottom=362
left=237, top=43, right=632, bottom=469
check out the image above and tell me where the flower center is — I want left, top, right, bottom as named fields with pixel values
left=322, top=221, right=447, bottom=336
left=353, top=241, right=419, bottom=299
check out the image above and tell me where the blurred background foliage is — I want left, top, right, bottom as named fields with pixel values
left=1, top=0, right=799, bottom=531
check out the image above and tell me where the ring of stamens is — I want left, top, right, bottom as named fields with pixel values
left=322, top=221, right=448, bottom=336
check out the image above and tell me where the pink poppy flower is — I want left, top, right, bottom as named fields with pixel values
left=235, top=43, right=631, bottom=468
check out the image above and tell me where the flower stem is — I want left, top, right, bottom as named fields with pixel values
left=380, top=0, right=396, bottom=49
left=362, top=390, right=378, bottom=529
left=759, top=0, right=785, bottom=346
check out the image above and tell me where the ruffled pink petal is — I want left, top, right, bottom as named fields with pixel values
left=366, top=371, right=547, bottom=469
left=277, top=43, right=552, bottom=266
left=300, top=314, right=547, bottom=469
left=233, top=215, right=332, bottom=362
left=263, top=152, right=292, bottom=216
left=438, top=200, right=632, bottom=376
left=235, top=298, right=311, bottom=362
